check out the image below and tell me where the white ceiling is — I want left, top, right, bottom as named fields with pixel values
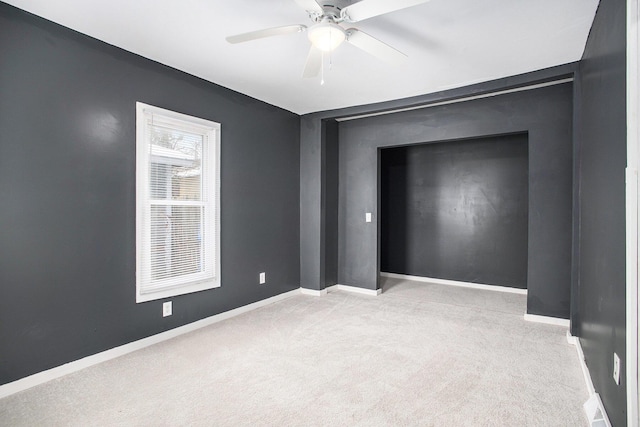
left=5, top=0, right=599, bottom=115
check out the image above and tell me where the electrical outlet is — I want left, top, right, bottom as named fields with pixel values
left=162, top=301, right=172, bottom=317
left=259, top=272, right=266, bottom=284
left=613, top=353, right=620, bottom=385
left=365, top=212, right=372, bottom=223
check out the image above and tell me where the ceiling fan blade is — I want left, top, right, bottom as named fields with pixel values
left=345, top=29, right=407, bottom=64
left=303, top=46, right=322, bottom=78
left=226, top=24, right=306, bottom=44
left=294, top=0, right=323, bottom=14
left=341, top=0, right=430, bottom=22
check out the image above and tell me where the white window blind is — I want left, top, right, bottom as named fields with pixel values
left=136, top=103, right=220, bottom=303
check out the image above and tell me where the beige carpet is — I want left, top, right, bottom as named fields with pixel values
left=0, top=277, right=588, bottom=426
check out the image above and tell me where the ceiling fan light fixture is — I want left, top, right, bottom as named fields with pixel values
left=308, top=21, right=345, bottom=52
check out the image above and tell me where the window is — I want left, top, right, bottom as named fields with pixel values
left=136, top=102, right=220, bottom=303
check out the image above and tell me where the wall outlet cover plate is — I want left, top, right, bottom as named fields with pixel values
left=163, top=301, right=172, bottom=317
left=613, top=352, right=620, bottom=385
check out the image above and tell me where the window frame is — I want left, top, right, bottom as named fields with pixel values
left=135, top=102, right=221, bottom=303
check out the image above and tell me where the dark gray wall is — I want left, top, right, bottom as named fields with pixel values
left=322, top=120, right=339, bottom=288
left=300, top=64, right=578, bottom=300
left=300, top=117, right=323, bottom=291
left=576, top=0, right=627, bottom=424
left=0, top=3, right=300, bottom=385
left=337, top=83, right=573, bottom=318
left=381, top=134, right=529, bottom=288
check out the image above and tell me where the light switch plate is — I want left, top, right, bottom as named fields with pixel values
left=613, top=352, right=620, bottom=385
left=365, top=212, right=372, bottom=222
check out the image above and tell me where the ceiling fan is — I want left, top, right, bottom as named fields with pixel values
left=226, top=0, right=430, bottom=78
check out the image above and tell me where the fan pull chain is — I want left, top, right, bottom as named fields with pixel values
left=320, top=50, right=334, bottom=86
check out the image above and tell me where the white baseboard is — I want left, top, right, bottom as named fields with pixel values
left=300, top=287, right=327, bottom=296
left=568, top=335, right=612, bottom=426
left=0, top=288, right=300, bottom=399
left=523, top=313, right=570, bottom=327
left=331, top=284, right=382, bottom=296
left=300, top=284, right=381, bottom=297
left=380, top=272, right=528, bottom=295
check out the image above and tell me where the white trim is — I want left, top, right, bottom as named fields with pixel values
left=336, top=78, right=574, bottom=122
left=571, top=335, right=596, bottom=396
left=135, top=102, right=221, bottom=303
left=568, top=336, right=613, bottom=426
left=627, top=1, right=640, bottom=425
left=566, top=330, right=578, bottom=345
left=380, top=272, right=528, bottom=295
left=523, top=313, right=570, bottom=328
left=0, top=289, right=299, bottom=399
left=300, top=284, right=381, bottom=296
left=300, top=287, right=327, bottom=296
left=331, top=284, right=382, bottom=296
left=576, top=342, right=608, bottom=425
left=627, top=164, right=639, bottom=427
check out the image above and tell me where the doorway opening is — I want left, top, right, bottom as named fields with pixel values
left=379, top=133, right=529, bottom=290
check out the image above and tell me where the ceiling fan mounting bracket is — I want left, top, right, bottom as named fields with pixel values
left=308, top=4, right=343, bottom=24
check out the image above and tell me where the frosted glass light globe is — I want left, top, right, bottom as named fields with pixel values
left=308, top=22, right=346, bottom=52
